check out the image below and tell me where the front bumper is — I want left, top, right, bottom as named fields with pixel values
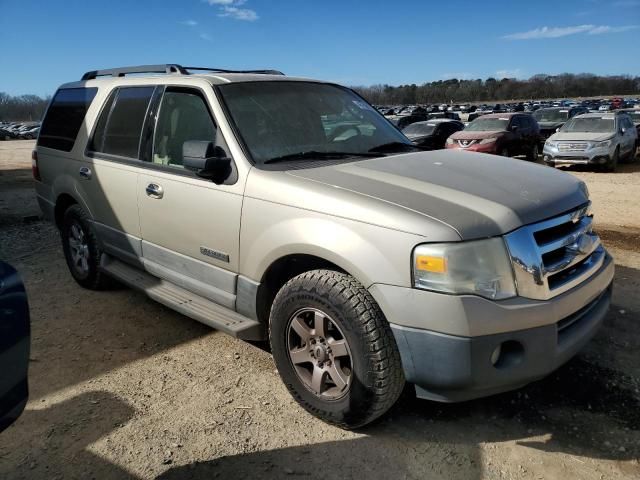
left=543, top=144, right=612, bottom=166
left=371, top=253, right=614, bottom=402
left=445, top=142, right=498, bottom=154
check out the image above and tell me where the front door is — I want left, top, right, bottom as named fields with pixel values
left=137, top=87, right=242, bottom=309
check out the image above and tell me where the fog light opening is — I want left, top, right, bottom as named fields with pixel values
left=490, top=340, right=524, bottom=369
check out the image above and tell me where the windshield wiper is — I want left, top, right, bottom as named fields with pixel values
left=264, top=150, right=380, bottom=164
left=368, top=141, right=420, bottom=153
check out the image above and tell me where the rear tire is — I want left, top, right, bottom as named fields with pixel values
left=61, top=205, right=113, bottom=290
left=269, top=270, right=405, bottom=429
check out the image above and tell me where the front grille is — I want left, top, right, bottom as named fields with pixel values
left=457, top=139, right=477, bottom=148
left=505, top=203, right=605, bottom=300
left=558, top=142, right=588, bottom=152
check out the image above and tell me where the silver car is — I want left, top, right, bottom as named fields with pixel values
left=34, top=64, right=614, bottom=428
left=543, top=112, right=637, bottom=171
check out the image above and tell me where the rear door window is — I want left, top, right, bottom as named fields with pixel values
left=38, top=87, right=98, bottom=151
left=91, top=86, right=155, bottom=159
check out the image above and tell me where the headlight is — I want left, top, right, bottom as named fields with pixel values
left=545, top=141, right=558, bottom=149
left=591, top=139, right=612, bottom=148
left=412, top=238, right=516, bottom=300
left=478, top=137, right=497, bottom=144
left=446, top=137, right=454, bottom=145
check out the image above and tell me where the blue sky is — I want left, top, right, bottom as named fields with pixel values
left=1, top=0, right=638, bottom=96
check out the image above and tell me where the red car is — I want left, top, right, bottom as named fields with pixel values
left=446, top=113, right=540, bottom=159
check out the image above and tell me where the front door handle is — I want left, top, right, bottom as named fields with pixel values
left=79, top=166, right=92, bottom=180
left=145, top=183, right=164, bottom=199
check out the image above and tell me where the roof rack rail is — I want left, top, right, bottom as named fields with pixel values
left=81, top=64, right=284, bottom=81
left=182, top=67, right=285, bottom=75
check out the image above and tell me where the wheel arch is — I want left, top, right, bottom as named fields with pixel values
left=255, top=253, right=348, bottom=326
left=54, top=193, right=79, bottom=229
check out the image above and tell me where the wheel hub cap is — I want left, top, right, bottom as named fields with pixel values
left=286, top=308, right=353, bottom=399
left=68, top=222, right=90, bottom=275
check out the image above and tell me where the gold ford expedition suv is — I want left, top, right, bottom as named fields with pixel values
left=34, top=64, right=614, bottom=428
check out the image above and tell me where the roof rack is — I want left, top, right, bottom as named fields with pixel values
left=81, top=64, right=285, bottom=81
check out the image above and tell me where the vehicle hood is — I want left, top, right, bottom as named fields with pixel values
left=404, top=133, right=434, bottom=141
left=538, top=121, right=565, bottom=130
left=548, top=131, right=614, bottom=142
left=450, top=130, right=506, bottom=140
left=286, top=150, right=588, bottom=240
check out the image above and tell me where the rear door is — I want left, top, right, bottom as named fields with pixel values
left=137, top=86, right=243, bottom=309
left=84, top=86, right=158, bottom=265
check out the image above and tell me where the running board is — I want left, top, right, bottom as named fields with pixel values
left=100, top=256, right=264, bottom=340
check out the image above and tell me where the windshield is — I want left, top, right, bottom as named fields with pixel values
left=217, top=81, right=410, bottom=164
left=533, top=110, right=569, bottom=123
left=402, top=123, right=436, bottom=136
left=560, top=117, right=615, bottom=133
left=464, top=118, right=509, bottom=131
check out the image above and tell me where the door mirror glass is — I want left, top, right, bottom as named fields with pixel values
left=183, top=141, right=232, bottom=184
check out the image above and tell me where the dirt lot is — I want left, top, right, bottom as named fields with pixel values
left=0, top=140, right=638, bottom=479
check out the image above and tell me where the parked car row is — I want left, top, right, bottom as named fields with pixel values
left=0, top=121, right=41, bottom=140
left=376, top=97, right=639, bottom=121
left=398, top=110, right=638, bottom=172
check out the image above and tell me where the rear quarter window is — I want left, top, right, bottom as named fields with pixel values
left=38, top=87, right=98, bottom=151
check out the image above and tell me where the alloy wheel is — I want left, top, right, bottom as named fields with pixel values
left=286, top=308, right=353, bottom=400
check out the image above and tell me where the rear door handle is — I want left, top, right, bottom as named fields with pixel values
left=145, top=183, right=164, bottom=199
left=79, top=166, right=92, bottom=180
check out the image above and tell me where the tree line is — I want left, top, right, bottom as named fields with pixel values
left=1, top=73, right=639, bottom=121
left=0, top=93, right=50, bottom=122
left=352, top=73, right=640, bottom=105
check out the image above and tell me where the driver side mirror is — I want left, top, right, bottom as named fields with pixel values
left=510, top=124, right=519, bottom=132
left=183, top=141, right=232, bottom=185
left=621, top=127, right=627, bottom=135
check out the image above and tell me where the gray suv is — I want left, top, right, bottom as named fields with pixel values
left=34, top=64, right=614, bottom=428
left=543, top=112, right=638, bottom=171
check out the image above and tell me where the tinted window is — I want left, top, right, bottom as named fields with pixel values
left=90, top=90, right=116, bottom=153
left=152, top=89, right=216, bottom=168
left=92, top=86, right=155, bottom=158
left=511, top=116, right=525, bottom=129
left=38, top=87, right=98, bottom=151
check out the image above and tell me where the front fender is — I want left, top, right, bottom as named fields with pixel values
left=239, top=197, right=427, bottom=288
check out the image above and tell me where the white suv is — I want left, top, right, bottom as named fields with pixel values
left=543, top=112, right=637, bottom=171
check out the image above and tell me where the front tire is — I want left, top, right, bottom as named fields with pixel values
left=603, top=147, right=619, bottom=172
left=61, top=205, right=113, bottom=290
left=527, top=143, right=539, bottom=161
left=269, top=270, right=405, bottom=429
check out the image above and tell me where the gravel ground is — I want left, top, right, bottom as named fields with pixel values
left=0, top=140, right=639, bottom=479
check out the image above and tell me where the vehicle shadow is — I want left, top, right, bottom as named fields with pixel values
left=0, top=391, right=138, bottom=480
left=556, top=159, right=640, bottom=174
left=157, top=262, right=640, bottom=479
left=2, top=236, right=211, bottom=400
left=157, top=343, right=638, bottom=480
